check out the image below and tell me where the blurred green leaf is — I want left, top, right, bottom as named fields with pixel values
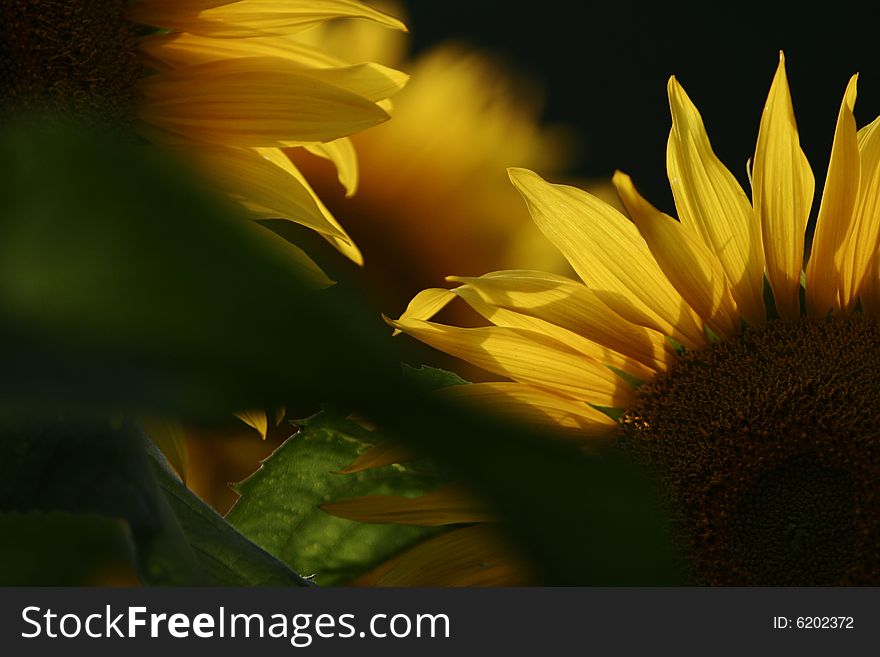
left=227, top=412, right=444, bottom=585
left=0, top=511, right=138, bottom=586
left=0, top=416, right=205, bottom=584
left=0, top=120, right=397, bottom=417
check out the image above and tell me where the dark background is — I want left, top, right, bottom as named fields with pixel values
left=405, top=1, right=874, bottom=215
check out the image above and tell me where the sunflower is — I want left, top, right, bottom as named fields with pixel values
left=361, top=54, right=880, bottom=586
left=2, top=0, right=408, bottom=282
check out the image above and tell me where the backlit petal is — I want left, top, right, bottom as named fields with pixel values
left=752, top=53, right=815, bottom=321
left=391, top=288, right=457, bottom=335
left=140, top=58, right=389, bottom=147
left=259, top=148, right=363, bottom=263
left=842, top=116, right=880, bottom=308
left=667, top=76, right=766, bottom=325
left=386, top=318, right=635, bottom=409
left=236, top=410, right=268, bottom=439
left=130, top=0, right=407, bottom=37
left=614, top=171, right=740, bottom=339
left=805, top=75, right=860, bottom=316
left=508, top=167, right=706, bottom=349
left=446, top=271, right=674, bottom=372
left=140, top=31, right=346, bottom=69
left=187, top=145, right=349, bottom=240
left=303, top=138, right=359, bottom=196
left=449, top=283, right=656, bottom=381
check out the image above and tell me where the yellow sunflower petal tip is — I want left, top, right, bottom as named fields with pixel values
left=507, top=166, right=544, bottom=196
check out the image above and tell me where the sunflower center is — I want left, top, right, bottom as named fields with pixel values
left=619, top=316, right=880, bottom=585
left=1, top=0, right=142, bottom=124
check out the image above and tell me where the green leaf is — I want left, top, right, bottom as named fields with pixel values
left=146, top=439, right=312, bottom=586
left=400, top=363, right=468, bottom=390
left=227, top=412, right=445, bottom=585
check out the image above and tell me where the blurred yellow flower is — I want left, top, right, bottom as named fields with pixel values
left=348, top=54, right=880, bottom=586
left=286, top=2, right=580, bottom=321
left=4, top=0, right=408, bottom=282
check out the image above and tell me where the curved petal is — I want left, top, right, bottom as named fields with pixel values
left=140, top=58, right=390, bottom=147
left=446, top=271, right=674, bottom=372
left=321, top=486, right=494, bottom=526
left=805, top=75, right=860, bottom=315
left=258, top=148, right=363, bottom=264
left=130, top=0, right=407, bottom=37
left=508, top=167, right=706, bottom=350
left=303, top=138, right=359, bottom=196
left=752, top=53, right=815, bottom=321
left=386, top=318, right=635, bottom=409
left=613, top=171, right=740, bottom=339
left=667, top=76, right=766, bottom=325
left=140, top=32, right=347, bottom=69
left=187, top=145, right=350, bottom=240
left=842, top=116, right=880, bottom=309
left=391, top=288, right=457, bottom=335
left=449, top=283, right=656, bottom=381
left=438, top=382, right=619, bottom=438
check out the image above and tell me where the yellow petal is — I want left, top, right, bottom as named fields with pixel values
left=805, top=75, right=860, bottom=316
left=437, top=382, right=618, bottom=438
left=391, top=288, right=457, bottom=335
left=338, top=441, right=415, bottom=473
left=258, top=148, right=363, bottom=264
left=667, top=76, right=766, bottom=325
left=446, top=271, right=674, bottom=372
left=140, top=58, right=390, bottom=147
left=448, top=283, right=656, bottom=381
left=321, top=486, right=493, bottom=526
left=303, top=138, right=359, bottom=197
left=842, top=116, right=880, bottom=309
left=752, top=53, right=815, bottom=321
left=613, top=171, right=740, bottom=339
left=186, top=145, right=349, bottom=240
left=358, top=526, right=532, bottom=587
left=508, top=168, right=706, bottom=350
left=386, top=318, right=635, bottom=409
left=295, top=63, right=408, bottom=104
left=236, top=410, right=268, bottom=439
left=139, top=32, right=346, bottom=70
left=142, top=31, right=409, bottom=106
left=130, top=0, right=407, bottom=37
